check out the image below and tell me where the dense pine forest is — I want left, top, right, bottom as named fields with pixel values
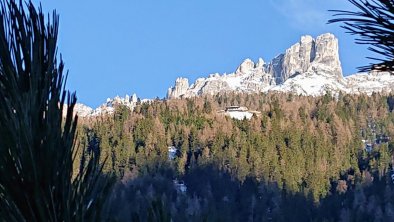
left=75, top=92, right=394, bottom=221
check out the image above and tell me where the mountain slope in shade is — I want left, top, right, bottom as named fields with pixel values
left=167, top=33, right=394, bottom=99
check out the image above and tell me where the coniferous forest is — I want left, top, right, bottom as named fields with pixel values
left=77, top=92, right=394, bottom=221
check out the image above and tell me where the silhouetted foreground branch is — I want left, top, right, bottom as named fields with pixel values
left=0, top=1, right=113, bottom=221
left=329, top=0, right=394, bottom=73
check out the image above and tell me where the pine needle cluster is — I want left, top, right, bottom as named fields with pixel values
left=329, top=0, right=394, bottom=72
left=0, top=1, right=113, bottom=221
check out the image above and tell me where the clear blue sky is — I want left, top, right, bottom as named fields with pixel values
left=34, top=0, right=372, bottom=108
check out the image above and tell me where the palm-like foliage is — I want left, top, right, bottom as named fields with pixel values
left=0, top=1, right=112, bottom=221
left=329, top=0, right=394, bottom=72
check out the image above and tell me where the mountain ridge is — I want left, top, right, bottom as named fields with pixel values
left=167, top=33, right=394, bottom=99
left=74, top=33, right=394, bottom=117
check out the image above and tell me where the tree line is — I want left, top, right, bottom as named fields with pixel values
left=77, top=92, right=394, bottom=221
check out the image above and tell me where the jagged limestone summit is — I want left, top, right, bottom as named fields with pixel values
left=75, top=33, right=394, bottom=117
left=167, top=33, right=394, bottom=99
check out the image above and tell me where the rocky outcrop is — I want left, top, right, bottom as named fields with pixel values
left=64, top=103, right=93, bottom=117
left=236, top=58, right=255, bottom=75
left=346, top=71, right=394, bottom=95
left=73, top=32, right=394, bottom=118
left=167, top=77, right=189, bottom=99
left=69, top=93, right=141, bottom=118
left=167, top=33, right=345, bottom=99
left=166, top=58, right=275, bottom=98
left=313, top=33, right=342, bottom=79
left=268, top=33, right=342, bottom=84
left=166, top=33, right=394, bottom=99
left=269, top=35, right=315, bottom=84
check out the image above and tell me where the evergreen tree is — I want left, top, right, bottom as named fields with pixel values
left=0, top=1, right=113, bottom=220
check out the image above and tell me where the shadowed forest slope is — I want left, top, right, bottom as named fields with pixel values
left=76, top=92, right=394, bottom=221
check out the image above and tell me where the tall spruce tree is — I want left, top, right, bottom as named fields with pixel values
left=0, top=1, right=112, bottom=221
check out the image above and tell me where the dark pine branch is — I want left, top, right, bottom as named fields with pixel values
left=0, top=1, right=113, bottom=221
left=329, top=0, right=394, bottom=73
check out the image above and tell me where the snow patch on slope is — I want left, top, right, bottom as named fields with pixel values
left=167, top=33, right=394, bottom=99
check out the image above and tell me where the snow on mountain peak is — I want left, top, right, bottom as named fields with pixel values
left=166, top=33, right=394, bottom=99
left=72, top=33, right=394, bottom=118
left=236, top=59, right=255, bottom=74
left=256, top=58, right=265, bottom=68
left=300, top=35, right=313, bottom=44
left=68, top=93, right=141, bottom=118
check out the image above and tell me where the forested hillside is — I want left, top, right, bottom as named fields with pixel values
left=76, top=92, right=394, bottom=221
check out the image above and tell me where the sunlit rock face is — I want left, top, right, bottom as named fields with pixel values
left=167, top=77, right=189, bottom=99
left=166, top=33, right=394, bottom=99
left=68, top=93, right=141, bottom=118
left=268, top=33, right=342, bottom=84
left=73, top=33, right=394, bottom=118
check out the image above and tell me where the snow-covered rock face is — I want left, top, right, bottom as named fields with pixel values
left=69, top=93, right=140, bottom=118
left=167, top=57, right=275, bottom=99
left=268, top=33, right=342, bottom=84
left=64, top=103, right=93, bottom=117
left=271, top=71, right=348, bottom=96
left=166, top=33, right=394, bottom=99
left=70, top=33, right=394, bottom=118
left=236, top=59, right=255, bottom=74
left=346, top=72, right=394, bottom=95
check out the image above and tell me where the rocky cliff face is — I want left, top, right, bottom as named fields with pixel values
left=167, top=57, right=275, bottom=99
left=166, top=33, right=391, bottom=99
left=268, top=33, right=342, bottom=84
left=74, top=33, right=394, bottom=118
left=70, top=93, right=141, bottom=117
left=167, top=78, right=189, bottom=99
left=346, top=71, right=394, bottom=94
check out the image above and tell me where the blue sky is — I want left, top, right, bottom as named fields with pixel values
left=34, top=0, right=372, bottom=108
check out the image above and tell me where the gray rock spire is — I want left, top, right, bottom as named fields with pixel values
left=167, top=77, right=189, bottom=99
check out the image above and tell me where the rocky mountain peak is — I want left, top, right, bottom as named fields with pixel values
left=167, top=33, right=345, bottom=99
left=268, top=33, right=342, bottom=84
left=71, top=34, right=394, bottom=118
left=72, top=32, right=394, bottom=118
left=66, top=93, right=142, bottom=118
left=167, top=77, right=189, bottom=99
left=164, top=33, right=394, bottom=100
left=312, top=33, right=342, bottom=78
left=300, top=35, right=313, bottom=44
left=236, top=59, right=255, bottom=74
left=256, top=58, right=265, bottom=69
left=131, top=93, right=138, bottom=103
